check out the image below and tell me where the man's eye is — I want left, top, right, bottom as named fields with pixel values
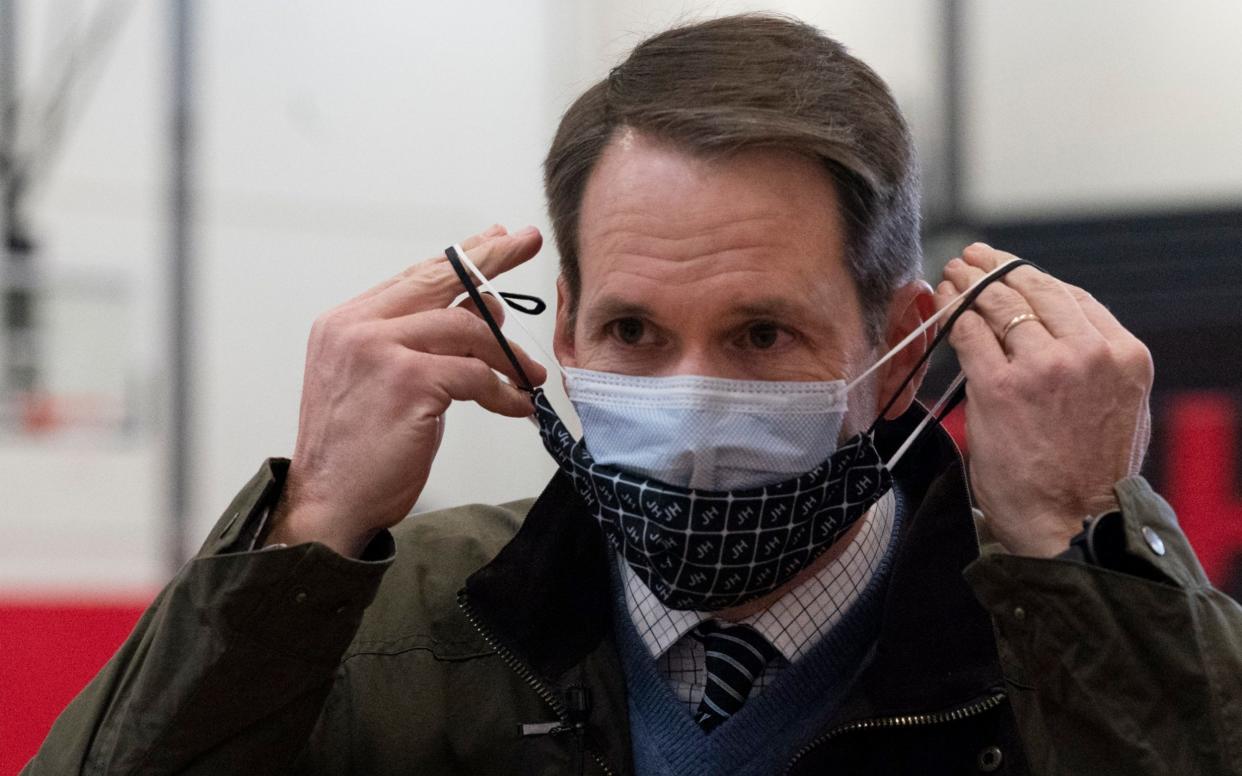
left=611, top=317, right=647, bottom=345
left=747, top=322, right=782, bottom=350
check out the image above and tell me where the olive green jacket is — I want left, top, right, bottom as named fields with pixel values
left=24, top=410, right=1242, bottom=775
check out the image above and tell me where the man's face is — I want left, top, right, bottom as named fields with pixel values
left=553, top=129, right=885, bottom=435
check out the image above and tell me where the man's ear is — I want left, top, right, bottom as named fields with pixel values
left=876, top=280, right=937, bottom=421
left=553, top=275, right=578, bottom=368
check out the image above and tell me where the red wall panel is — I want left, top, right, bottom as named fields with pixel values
left=0, top=601, right=148, bottom=775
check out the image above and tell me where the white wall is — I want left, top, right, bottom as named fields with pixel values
left=192, top=0, right=576, bottom=540
left=3, top=1, right=1241, bottom=595
left=965, top=0, right=1242, bottom=216
left=1, top=0, right=164, bottom=595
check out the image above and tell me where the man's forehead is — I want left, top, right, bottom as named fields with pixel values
left=574, top=237, right=858, bottom=329
left=580, top=131, right=841, bottom=225
left=578, top=133, right=847, bottom=261
left=569, top=129, right=860, bottom=325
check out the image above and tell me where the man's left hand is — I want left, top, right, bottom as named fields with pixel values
left=934, top=243, right=1154, bottom=558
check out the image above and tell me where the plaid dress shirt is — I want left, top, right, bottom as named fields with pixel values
left=620, top=490, right=896, bottom=713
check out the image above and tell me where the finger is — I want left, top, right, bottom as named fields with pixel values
left=385, top=307, right=548, bottom=388
left=1063, top=283, right=1130, bottom=342
left=353, top=224, right=508, bottom=305
left=957, top=241, right=1021, bottom=271
left=933, top=274, right=958, bottom=312
left=367, top=226, right=543, bottom=319
left=1065, top=282, right=1154, bottom=389
left=945, top=308, right=1008, bottom=376
left=450, top=294, right=555, bottom=388
left=943, top=258, right=1052, bottom=354
left=933, top=278, right=957, bottom=311
left=430, top=354, right=537, bottom=418
left=455, top=291, right=508, bottom=329
left=961, top=243, right=1095, bottom=340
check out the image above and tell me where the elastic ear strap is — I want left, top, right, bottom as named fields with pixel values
left=849, top=258, right=1028, bottom=393
left=444, top=245, right=534, bottom=392
left=452, top=244, right=567, bottom=379
left=886, top=371, right=966, bottom=468
left=870, top=258, right=1037, bottom=429
left=497, top=292, right=546, bottom=315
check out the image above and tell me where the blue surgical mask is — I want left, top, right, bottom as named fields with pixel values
left=443, top=244, right=1033, bottom=611
left=564, top=368, right=848, bottom=491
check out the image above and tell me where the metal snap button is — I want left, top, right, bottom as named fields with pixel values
left=1142, top=526, right=1162, bottom=556
left=293, top=588, right=309, bottom=604
left=977, top=745, right=1003, bottom=771
left=1013, top=606, right=1026, bottom=622
left=1141, top=526, right=1166, bottom=556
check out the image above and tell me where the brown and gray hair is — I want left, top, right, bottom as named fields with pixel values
left=543, top=13, right=921, bottom=340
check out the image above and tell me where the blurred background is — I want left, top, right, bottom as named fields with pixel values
left=1, top=0, right=1239, bottom=769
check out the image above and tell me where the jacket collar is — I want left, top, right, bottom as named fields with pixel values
left=463, top=403, right=1003, bottom=712
left=862, top=407, right=1005, bottom=715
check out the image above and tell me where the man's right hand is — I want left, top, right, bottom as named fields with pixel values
left=265, top=224, right=548, bottom=558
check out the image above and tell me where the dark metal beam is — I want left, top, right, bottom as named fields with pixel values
left=168, top=0, right=195, bottom=572
left=941, top=0, right=965, bottom=227
left=1, top=0, right=36, bottom=401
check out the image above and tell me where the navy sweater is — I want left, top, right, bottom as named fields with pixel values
left=610, top=488, right=906, bottom=776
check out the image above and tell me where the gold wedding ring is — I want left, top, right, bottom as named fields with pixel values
left=1001, top=312, right=1042, bottom=346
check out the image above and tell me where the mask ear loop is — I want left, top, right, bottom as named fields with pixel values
left=444, top=245, right=546, bottom=393
left=857, top=258, right=1042, bottom=463
left=447, top=244, right=568, bottom=382
left=846, top=259, right=1033, bottom=399
left=493, top=292, right=547, bottom=315
left=886, top=372, right=965, bottom=468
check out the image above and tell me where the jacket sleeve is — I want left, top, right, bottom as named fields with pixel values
left=21, top=459, right=394, bottom=776
left=965, top=477, right=1242, bottom=775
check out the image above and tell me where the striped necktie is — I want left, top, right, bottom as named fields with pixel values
left=693, top=620, right=779, bottom=732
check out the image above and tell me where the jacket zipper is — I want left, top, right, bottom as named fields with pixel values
left=783, top=690, right=1007, bottom=774
left=457, top=590, right=617, bottom=776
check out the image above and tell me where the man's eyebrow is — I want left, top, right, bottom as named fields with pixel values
left=584, top=295, right=819, bottom=324
left=583, top=296, right=655, bottom=323
left=725, top=297, right=813, bottom=320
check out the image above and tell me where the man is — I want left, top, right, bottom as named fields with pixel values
left=27, top=14, right=1242, bottom=776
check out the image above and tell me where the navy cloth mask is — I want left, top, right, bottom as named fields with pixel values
left=444, top=245, right=1033, bottom=611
